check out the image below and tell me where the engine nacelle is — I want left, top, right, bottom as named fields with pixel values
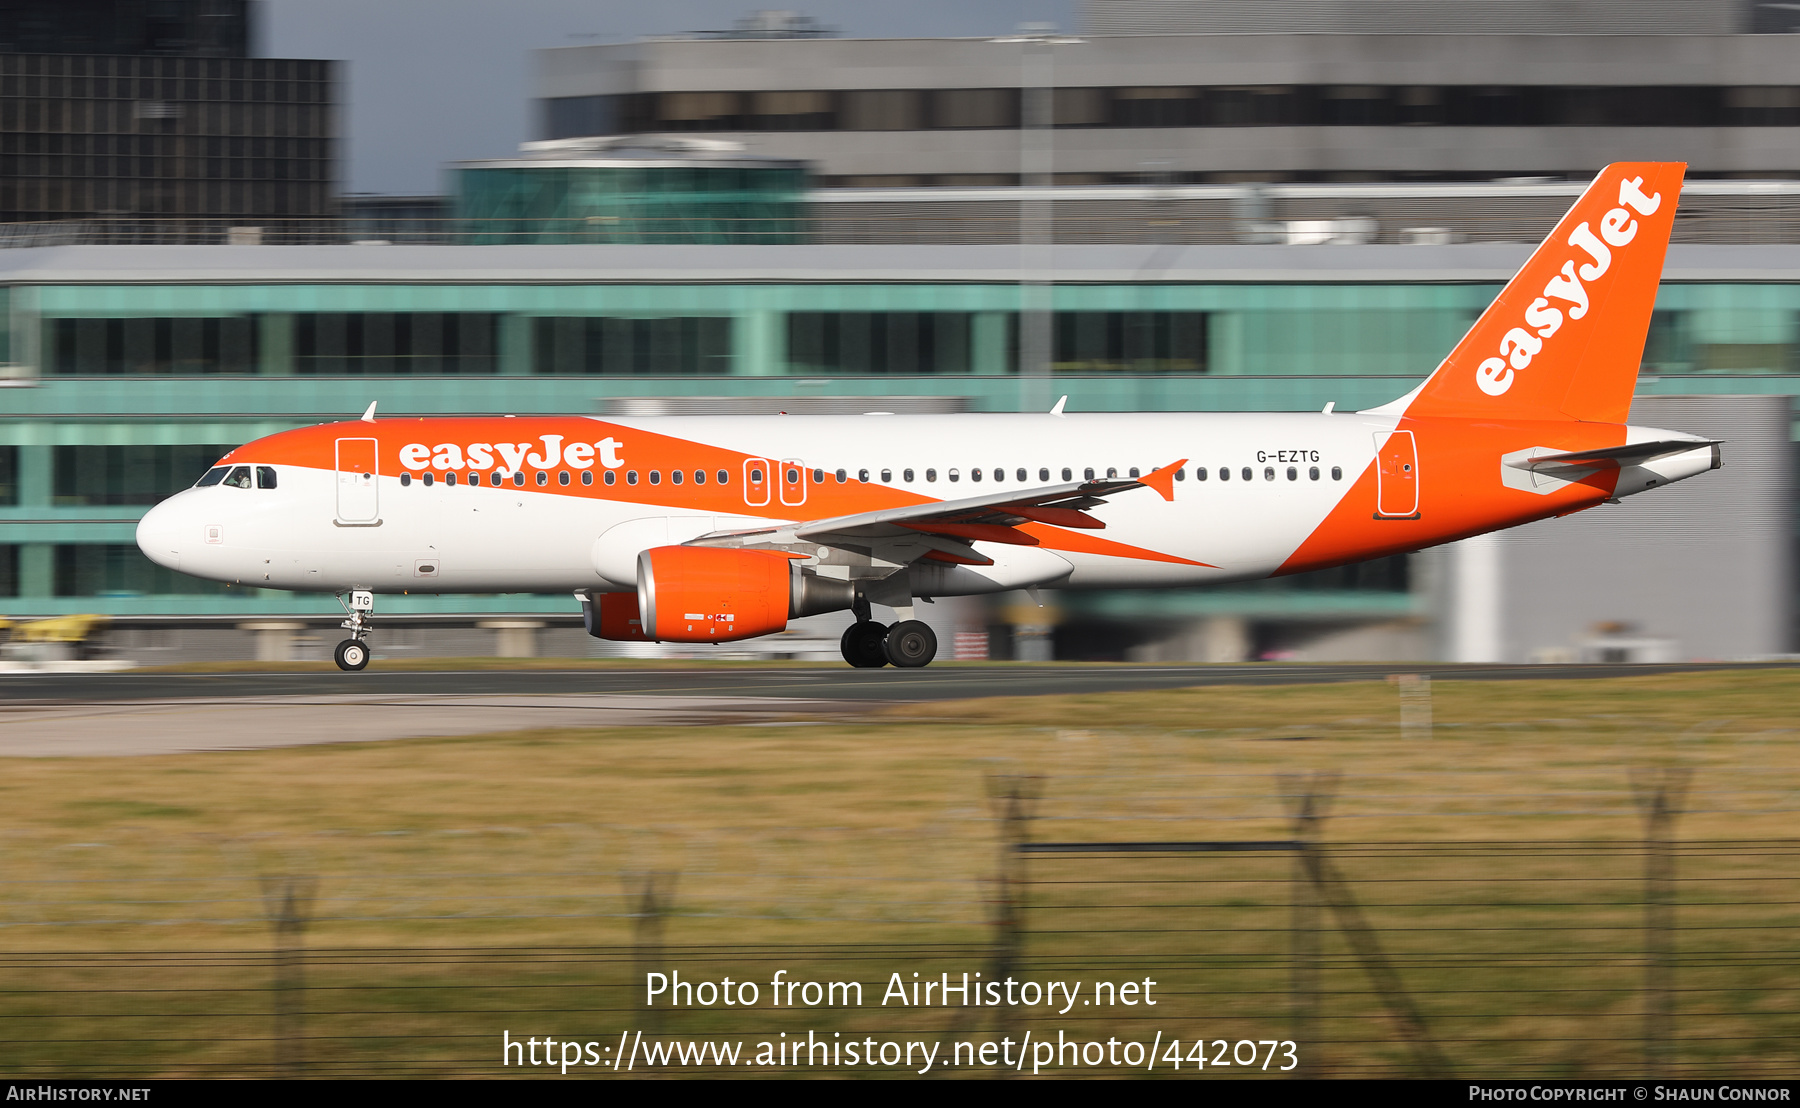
left=636, top=546, right=853, bottom=643
left=581, top=591, right=651, bottom=642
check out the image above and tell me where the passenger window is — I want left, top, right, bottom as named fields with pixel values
left=1241, top=467, right=1253, bottom=481
left=903, top=469, right=914, bottom=482
left=1287, top=466, right=1297, bottom=481
left=835, top=468, right=847, bottom=483
left=1219, top=468, right=1230, bottom=482
left=196, top=466, right=229, bottom=487
left=513, top=472, right=525, bottom=487
left=1061, top=467, right=1071, bottom=481
left=1038, top=468, right=1048, bottom=482
left=256, top=466, right=277, bottom=489
left=1108, top=467, right=1119, bottom=479
left=649, top=470, right=661, bottom=485
left=812, top=468, right=824, bottom=484
left=536, top=471, right=548, bottom=486
left=627, top=471, right=639, bottom=486
left=469, top=473, right=481, bottom=486
left=1309, top=466, right=1320, bottom=481
left=400, top=473, right=412, bottom=487
left=604, top=470, right=616, bottom=485
left=750, top=467, right=764, bottom=484
left=559, top=471, right=571, bottom=486
left=224, top=465, right=253, bottom=489
left=949, top=468, right=960, bottom=482
left=717, top=470, right=729, bottom=485
left=423, top=472, right=434, bottom=487
left=673, top=470, right=684, bottom=485
left=1084, top=468, right=1095, bottom=480
left=446, top=472, right=457, bottom=486
left=1331, top=466, right=1343, bottom=480
left=1020, top=468, right=1030, bottom=482
left=881, top=469, right=892, bottom=482
left=582, top=471, right=593, bottom=486
left=971, top=468, right=982, bottom=482
left=1174, top=468, right=1185, bottom=482
left=858, top=469, right=870, bottom=482
left=1196, top=467, right=1208, bottom=481
left=692, top=470, right=704, bottom=485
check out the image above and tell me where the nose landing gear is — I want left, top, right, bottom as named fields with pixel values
left=333, top=590, right=375, bottom=672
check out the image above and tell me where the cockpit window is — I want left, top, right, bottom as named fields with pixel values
left=223, top=465, right=253, bottom=489
left=256, top=466, right=277, bottom=489
left=195, top=466, right=229, bottom=487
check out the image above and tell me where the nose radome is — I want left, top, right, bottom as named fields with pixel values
left=135, top=498, right=184, bottom=572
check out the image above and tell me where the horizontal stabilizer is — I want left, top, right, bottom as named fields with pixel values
left=1519, top=439, right=1720, bottom=469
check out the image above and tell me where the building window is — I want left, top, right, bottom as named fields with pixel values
left=54, top=543, right=228, bottom=596
left=49, top=316, right=259, bottom=375
left=294, top=313, right=498, bottom=375
left=787, top=312, right=976, bottom=375
left=532, top=316, right=732, bottom=375
left=1054, top=312, right=1207, bottom=374
left=53, top=444, right=239, bottom=505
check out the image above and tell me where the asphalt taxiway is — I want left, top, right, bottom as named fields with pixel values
left=0, top=662, right=1783, bottom=757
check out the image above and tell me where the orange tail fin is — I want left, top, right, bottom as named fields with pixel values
left=1391, top=161, right=1686, bottom=425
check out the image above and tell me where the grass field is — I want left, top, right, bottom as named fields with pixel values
left=1, top=668, right=1797, bottom=1077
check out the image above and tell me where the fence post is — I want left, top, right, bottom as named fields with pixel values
left=260, top=874, right=317, bottom=1079
left=1632, top=766, right=1691, bottom=1080
left=1281, top=773, right=1335, bottom=1079
left=628, top=871, right=676, bottom=1034
left=985, top=773, right=1042, bottom=1036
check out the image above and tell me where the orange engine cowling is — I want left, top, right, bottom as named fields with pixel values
left=637, top=546, right=798, bottom=643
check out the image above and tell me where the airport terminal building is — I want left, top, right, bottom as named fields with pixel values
left=2, top=1, right=1796, bottom=665
left=0, top=231, right=1792, bottom=663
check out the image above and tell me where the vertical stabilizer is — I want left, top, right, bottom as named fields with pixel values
left=1392, top=162, right=1686, bottom=424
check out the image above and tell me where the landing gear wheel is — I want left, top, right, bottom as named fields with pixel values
left=882, top=620, right=937, bottom=668
left=840, top=621, right=891, bottom=668
left=333, top=638, right=370, bottom=672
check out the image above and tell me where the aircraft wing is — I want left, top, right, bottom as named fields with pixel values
left=691, top=459, right=1187, bottom=566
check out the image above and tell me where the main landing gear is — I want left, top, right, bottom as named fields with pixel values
left=839, top=615, right=939, bottom=669
left=333, top=590, right=374, bottom=672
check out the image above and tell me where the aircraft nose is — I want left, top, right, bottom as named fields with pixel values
left=135, top=497, right=187, bottom=572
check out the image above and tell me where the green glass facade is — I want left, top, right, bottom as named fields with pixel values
left=4, top=259, right=1799, bottom=622
left=454, top=164, right=808, bottom=244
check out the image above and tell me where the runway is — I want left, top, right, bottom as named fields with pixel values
left=0, top=662, right=1785, bottom=757
left=0, top=660, right=1781, bottom=705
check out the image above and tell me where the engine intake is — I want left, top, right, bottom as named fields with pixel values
left=632, top=545, right=854, bottom=643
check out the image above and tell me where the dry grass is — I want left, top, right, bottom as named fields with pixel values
left=1, top=668, right=1797, bottom=1077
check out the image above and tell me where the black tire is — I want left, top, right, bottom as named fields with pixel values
left=882, top=620, right=937, bottom=668
left=333, top=638, right=370, bottom=672
left=840, top=621, right=890, bottom=668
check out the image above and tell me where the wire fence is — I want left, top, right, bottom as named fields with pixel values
left=1, top=715, right=1797, bottom=1077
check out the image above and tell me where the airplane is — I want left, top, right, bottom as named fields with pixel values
left=135, top=161, right=1719, bottom=672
